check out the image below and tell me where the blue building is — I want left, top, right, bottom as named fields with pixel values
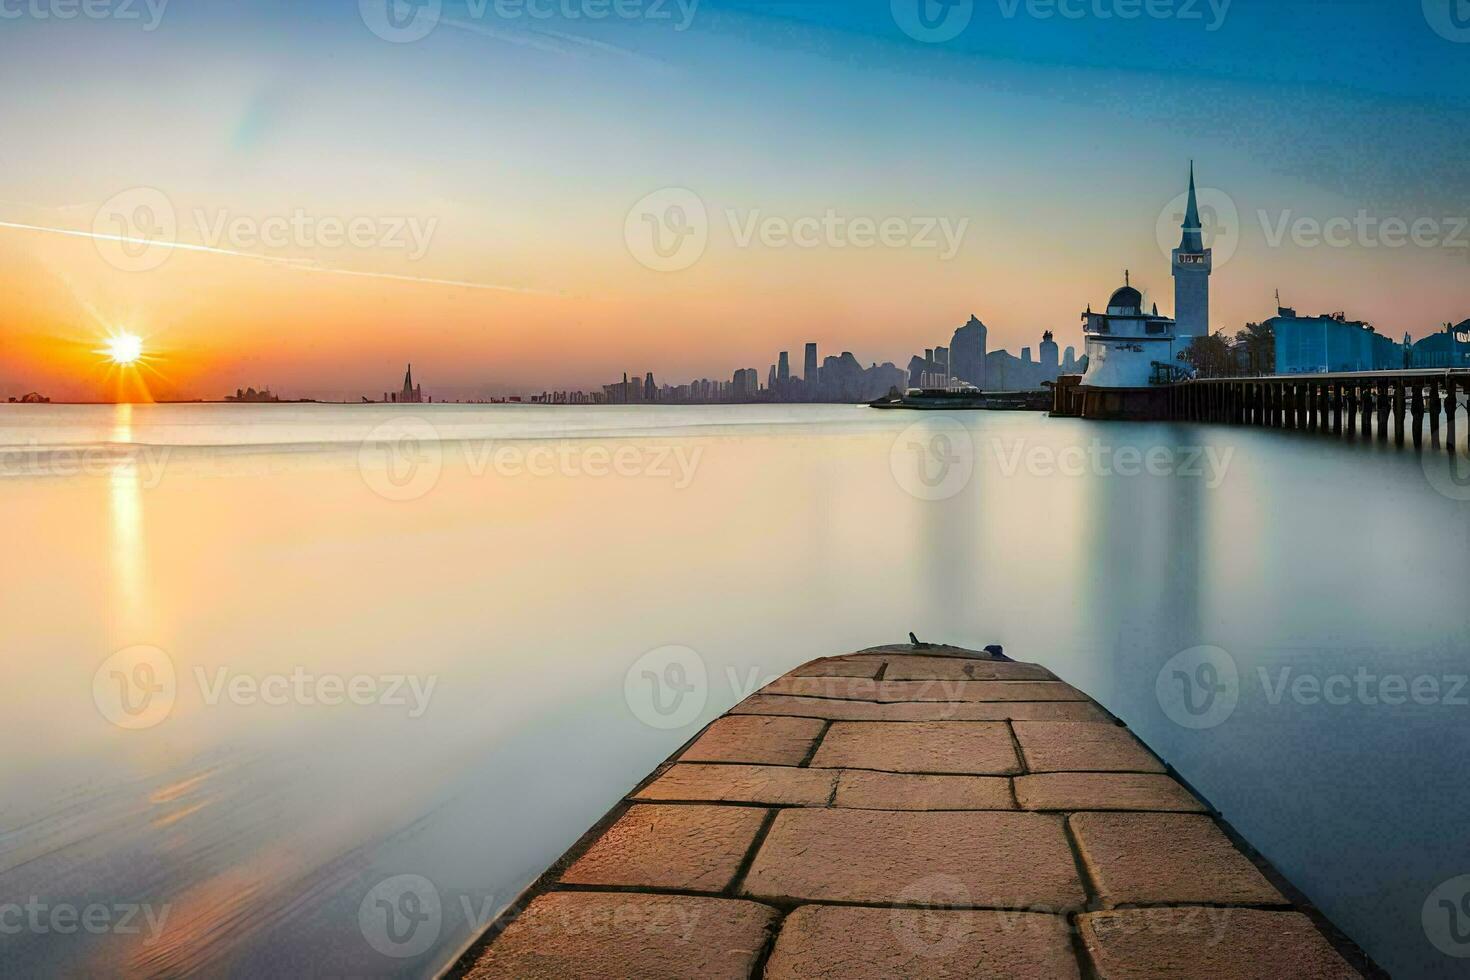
left=1408, top=320, right=1470, bottom=368
left=1268, top=306, right=1400, bottom=374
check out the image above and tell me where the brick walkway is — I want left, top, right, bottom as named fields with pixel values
left=453, top=645, right=1377, bottom=979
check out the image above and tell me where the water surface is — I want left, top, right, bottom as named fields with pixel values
left=1, top=403, right=1467, bottom=977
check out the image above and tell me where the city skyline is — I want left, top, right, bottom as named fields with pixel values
left=3, top=3, right=1468, bottom=402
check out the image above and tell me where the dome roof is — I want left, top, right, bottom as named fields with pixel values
left=1106, top=285, right=1143, bottom=314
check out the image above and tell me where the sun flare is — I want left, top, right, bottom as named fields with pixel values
left=102, top=333, right=144, bottom=365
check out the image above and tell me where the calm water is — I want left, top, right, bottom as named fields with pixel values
left=2, top=402, right=1468, bottom=978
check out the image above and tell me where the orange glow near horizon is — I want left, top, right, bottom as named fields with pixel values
left=92, top=330, right=164, bottom=403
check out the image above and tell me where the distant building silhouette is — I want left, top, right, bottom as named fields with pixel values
left=804, top=343, right=818, bottom=385
left=1408, top=320, right=1470, bottom=368
left=950, top=315, right=987, bottom=388
left=391, top=364, right=424, bottom=403
left=1040, top=331, right=1059, bottom=374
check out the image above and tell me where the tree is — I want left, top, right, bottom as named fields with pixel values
left=1184, top=331, right=1234, bottom=378
left=1233, top=321, right=1275, bottom=375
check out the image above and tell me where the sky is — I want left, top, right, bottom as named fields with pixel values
left=1, top=0, right=1468, bottom=401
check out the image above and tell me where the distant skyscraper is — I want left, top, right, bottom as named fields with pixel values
left=778, top=351, right=790, bottom=383
left=804, top=343, right=818, bottom=384
left=1172, top=162, right=1212, bottom=342
left=950, top=315, right=987, bottom=389
left=768, top=364, right=777, bottom=390
left=1040, top=331, right=1059, bottom=374
left=645, top=372, right=656, bottom=402
left=398, top=364, right=423, bottom=403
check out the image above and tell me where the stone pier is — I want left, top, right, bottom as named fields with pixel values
left=448, top=645, right=1381, bottom=979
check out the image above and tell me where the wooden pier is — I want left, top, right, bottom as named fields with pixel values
left=447, top=644, right=1381, bottom=979
left=1055, top=369, right=1470, bottom=449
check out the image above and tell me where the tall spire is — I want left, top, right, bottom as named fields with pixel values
left=1180, top=161, right=1204, bottom=252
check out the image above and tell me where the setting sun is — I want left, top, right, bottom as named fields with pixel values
left=102, top=333, right=144, bottom=365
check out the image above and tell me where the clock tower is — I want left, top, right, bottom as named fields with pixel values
left=1171, top=162, right=1212, bottom=343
